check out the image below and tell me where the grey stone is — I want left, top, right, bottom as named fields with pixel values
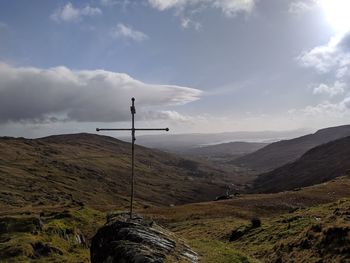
left=91, top=213, right=198, bottom=263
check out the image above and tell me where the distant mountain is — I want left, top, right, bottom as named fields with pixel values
left=232, top=125, right=350, bottom=172
left=131, top=129, right=308, bottom=154
left=0, top=133, right=237, bottom=212
left=184, top=141, right=268, bottom=159
left=252, top=135, right=350, bottom=193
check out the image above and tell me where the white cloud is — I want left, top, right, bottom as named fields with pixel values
left=148, top=0, right=256, bottom=15
left=0, top=63, right=201, bottom=124
left=297, top=33, right=350, bottom=73
left=313, top=81, right=346, bottom=97
left=301, top=101, right=347, bottom=117
left=285, top=102, right=345, bottom=130
left=148, top=0, right=257, bottom=27
left=297, top=37, right=339, bottom=73
left=81, top=6, right=102, bottom=16
left=288, top=95, right=350, bottom=124
left=295, top=29, right=350, bottom=127
left=111, top=23, right=148, bottom=42
left=288, top=0, right=318, bottom=14
left=181, top=17, right=201, bottom=30
left=212, top=0, right=255, bottom=16
left=336, top=66, right=349, bottom=78
left=143, top=110, right=193, bottom=122
left=50, top=2, right=102, bottom=23
left=148, top=0, right=191, bottom=11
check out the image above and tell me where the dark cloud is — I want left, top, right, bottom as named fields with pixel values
left=0, top=63, right=201, bottom=124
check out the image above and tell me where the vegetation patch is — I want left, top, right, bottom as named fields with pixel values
left=0, top=206, right=104, bottom=262
left=188, top=239, right=257, bottom=263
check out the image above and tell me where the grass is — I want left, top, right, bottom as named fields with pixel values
left=0, top=133, right=246, bottom=215
left=142, top=179, right=350, bottom=262
left=0, top=207, right=105, bottom=262
left=1, top=134, right=350, bottom=262
left=1, top=188, right=350, bottom=262
left=188, top=239, right=258, bottom=263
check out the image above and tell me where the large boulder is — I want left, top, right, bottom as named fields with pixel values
left=91, top=213, right=198, bottom=263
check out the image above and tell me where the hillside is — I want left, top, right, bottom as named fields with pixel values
left=0, top=133, right=242, bottom=213
left=1, top=132, right=350, bottom=262
left=143, top=176, right=350, bottom=262
left=232, top=124, right=350, bottom=172
left=1, top=130, right=350, bottom=262
left=252, top=135, right=350, bottom=193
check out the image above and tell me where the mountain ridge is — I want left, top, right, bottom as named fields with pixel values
left=0, top=133, right=240, bottom=213
left=251, top=135, right=350, bottom=193
left=232, top=124, right=350, bottom=172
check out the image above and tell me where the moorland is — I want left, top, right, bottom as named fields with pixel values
left=1, top=125, right=350, bottom=262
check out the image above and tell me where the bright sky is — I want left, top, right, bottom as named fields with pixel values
left=0, top=0, right=350, bottom=137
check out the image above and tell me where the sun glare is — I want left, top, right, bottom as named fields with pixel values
left=321, top=0, right=350, bottom=33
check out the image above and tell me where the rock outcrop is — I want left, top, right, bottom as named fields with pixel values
left=90, top=213, right=198, bottom=263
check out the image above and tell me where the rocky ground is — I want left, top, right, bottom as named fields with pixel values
left=91, top=212, right=198, bottom=263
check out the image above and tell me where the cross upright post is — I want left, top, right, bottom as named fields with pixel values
left=96, top=97, right=169, bottom=219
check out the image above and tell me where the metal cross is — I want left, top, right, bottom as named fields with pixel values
left=96, top=97, right=169, bottom=219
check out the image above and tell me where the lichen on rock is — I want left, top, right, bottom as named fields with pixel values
left=90, top=213, right=198, bottom=263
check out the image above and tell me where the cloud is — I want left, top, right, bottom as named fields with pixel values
left=148, top=0, right=257, bottom=28
left=148, top=0, right=256, bottom=15
left=288, top=0, right=318, bottom=14
left=287, top=102, right=345, bottom=129
left=143, top=110, right=193, bottom=122
left=294, top=29, right=350, bottom=126
left=212, top=0, right=255, bottom=16
left=181, top=17, right=201, bottom=30
left=343, top=97, right=350, bottom=109
left=301, top=100, right=348, bottom=117
left=297, top=33, right=350, bottom=73
left=111, top=23, right=148, bottom=42
left=288, top=94, right=350, bottom=124
left=148, top=0, right=191, bottom=11
left=0, top=63, right=201, bottom=124
left=313, top=81, right=346, bottom=97
left=50, top=2, right=102, bottom=23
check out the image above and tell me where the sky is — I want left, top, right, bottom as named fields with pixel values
left=0, top=0, right=350, bottom=137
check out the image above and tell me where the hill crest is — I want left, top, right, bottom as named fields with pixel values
left=232, top=124, right=350, bottom=172
left=251, top=135, right=350, bottom=193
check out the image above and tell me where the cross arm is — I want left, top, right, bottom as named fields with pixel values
left=96, top=128, right=132, bottom=131
left=135, top=128, right=169, bottom=131
left=96, top=128, right=169, bottom=132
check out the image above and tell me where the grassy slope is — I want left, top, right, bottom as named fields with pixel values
left=141, top=176, right=350, bottom=262
left=1, top=176, right=350, bottom=262
left=252, top=135, right=350, bottom=193
left=0, top=133, right=249, bottom=214
left=0, top=133, right=250, bottom=262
